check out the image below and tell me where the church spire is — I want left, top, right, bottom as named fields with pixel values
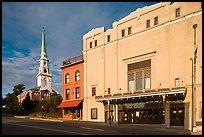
left=41, top=27, right=47, bottom=58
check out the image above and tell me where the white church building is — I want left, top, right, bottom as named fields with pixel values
left=17, top=28, right=59, bottom=103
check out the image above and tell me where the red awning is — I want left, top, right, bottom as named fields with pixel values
left=57, top=100, right=82, bottom=108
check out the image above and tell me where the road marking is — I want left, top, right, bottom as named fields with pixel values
left=81, top=126, right=104, bottom=131
left=6, top=123, right=92, bottom=135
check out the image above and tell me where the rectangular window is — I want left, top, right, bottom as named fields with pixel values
left=146, top=20, right=150, bottom=28
left=122, top=29, right=125, bottom=37
left=108, top=88, right=111, bottom=94
left=90, top=42, right=92, bottom=48
left=136, top=71, right=142, bottom=90
left=107, top=35, right=110, bottom=42
left=175, top=78, right=179, bottom=87
left=175, top=8, right=180, bottom=17
left=128, top=59, right=151, bottom=92
left=154, top=16, right=158, bottom=26
left=92, top=87, right=96, bottom=96
left=128, top=73, right=134, bottom=91
left=91, top=108, right=97, bottom=119
left=128, top=27, right=131, bottom=35
left=144, top=69, right=151, bottom=89
left=95, top=40, right=97, bottom=47
left=76, top=87, right=80, bottom=99
left=66, top=89, right=70, bottom=100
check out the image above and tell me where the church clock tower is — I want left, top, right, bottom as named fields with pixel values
left=36, top=27, right=52, bottom=91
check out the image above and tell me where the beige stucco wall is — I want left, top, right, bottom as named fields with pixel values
left=82, top=2, right=202, bottom=129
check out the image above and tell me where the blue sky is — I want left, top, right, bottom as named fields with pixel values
left=2, top=2, right=158, bottom=97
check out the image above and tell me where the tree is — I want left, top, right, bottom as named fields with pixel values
left=2, top=84, right=26, bottom=113
left=22, top=93, right=31, bottom=111
left=22, top=93, right=38, bottom=112
left=48, top=95, right=62, bottom=113
left=13, top=84, right=25, bottom=96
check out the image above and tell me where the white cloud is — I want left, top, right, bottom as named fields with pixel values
left=2, top=2, right=157, bottom=97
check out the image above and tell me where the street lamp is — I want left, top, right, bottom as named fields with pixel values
left=192, top=23, right=197, bottom=133
left=41, top=91, right=44, bottom=118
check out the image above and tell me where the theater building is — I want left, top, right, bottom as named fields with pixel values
left=82, top=2, right=202, bottom=131
left=57, top=55, right=84, bottom=120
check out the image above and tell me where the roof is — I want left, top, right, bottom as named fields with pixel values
left=62, top=54, right=83, bottom=67
left=17, top=86, right=59, bottom=97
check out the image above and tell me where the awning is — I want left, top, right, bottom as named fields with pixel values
left=57, top=100, right=82, bottom=108
left=95, top=87, right=187, bottom=103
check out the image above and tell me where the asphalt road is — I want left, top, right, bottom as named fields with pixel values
left=2, top=114, right=192, bottom=135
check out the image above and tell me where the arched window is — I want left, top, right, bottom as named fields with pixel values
left=43, top=78, right=47, bottom=86
left=66, top=89, right=70, bottom=100
left=65, top=73, right=70, bottom=84
left=75, top=70, right=80, bottom=81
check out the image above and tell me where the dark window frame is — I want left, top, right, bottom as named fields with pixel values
left=146, top=20, right=150, bottom=28
left=128, top=27, right=132, bottom=35
left=175, top=8, right=180, bottom=17
left=91, top=108, right=97, bottom=119
left=108, top=88, right=111, bottom=94
left=92, top=87, right=96, bottom=96
left=66, top=89, right=70, bottom=100
left=90, top=42, right=92, bottom=48
left=76, top=87, right=80, bottom=99
left=122, top=29, right=125, bottom=37
left=95, top=40, right=97, bottom=47
left=154, top=16, right=158, bottom=26
left=107, top=35, right=110, bottom=42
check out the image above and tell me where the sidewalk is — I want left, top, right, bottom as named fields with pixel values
left=14, top=115, right=202, bottom=135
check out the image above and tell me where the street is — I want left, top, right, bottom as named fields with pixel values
left=2, top=114, right=192, bottom=135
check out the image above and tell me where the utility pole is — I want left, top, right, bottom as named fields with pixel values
left=192, top=23, right=197, bottom=133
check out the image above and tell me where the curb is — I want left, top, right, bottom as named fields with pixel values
left=14, top=116, right=29, bottom=119
left=14, top=115, right=63, bottom=122
left=29, top=117, right=63, bottom=122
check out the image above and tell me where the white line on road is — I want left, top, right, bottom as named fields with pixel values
left=81, top=126, right=104, bottom=131
left=6, top=122, right=92, bottom=135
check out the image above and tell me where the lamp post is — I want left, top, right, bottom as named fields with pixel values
left=192, top=23, right=197, bottom=133
left=41, top=91, right=44, bottom=119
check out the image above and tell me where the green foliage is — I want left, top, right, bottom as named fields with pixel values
left=3, top=85, right=62, bottom=118
left=13, top=84, right=25, bottom=96
left=21, top=93, right=39, bottom=113
left=2, top=84, right=25, bottom=114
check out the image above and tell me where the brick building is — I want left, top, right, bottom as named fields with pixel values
left=57, top=54, right=84, bottom=120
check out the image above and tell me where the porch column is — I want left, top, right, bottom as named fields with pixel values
left=163, top=95, right=170, bottom=128
left=165, top=102, right=170, bottom=128
left=108, top=100, right=111, bottom=124
left=115, top=104, right=118, bottom=124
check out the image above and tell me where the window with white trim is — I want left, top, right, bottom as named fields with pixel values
left=76, top=87, right=80, bottom=99
left=66, top=89, right=70, bottom=100
left=91, top=108, right=97, bottom=119
left=75, top=70, right=80, bottom=81
left=128, top=59, right=151, bottom=92
left=65, top=73, right=70, bottom=84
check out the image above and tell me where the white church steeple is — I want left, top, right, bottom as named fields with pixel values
left=36, top=27, right=52, bottom=91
